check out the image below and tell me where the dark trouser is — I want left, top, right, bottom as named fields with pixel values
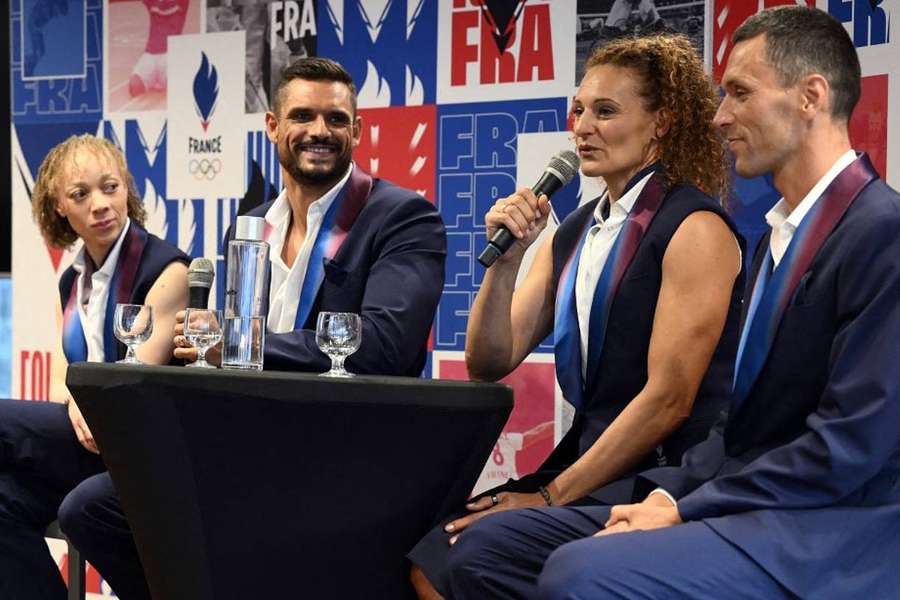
left=445, top=505, right=797, bottom=600
left=59, top=472, right=150, bottom=600
left=407, top=471, right=635, bottom=596
left=0, top=399, right=103, bottom=600
left=407, top=472, right=558, bottom=596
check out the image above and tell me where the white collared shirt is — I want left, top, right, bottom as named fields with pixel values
left=70, top=219, right=132, bottom=362
left=764, top=150, right=856, bottom=268
left=266, top=164, right=353, bottom=333
left=575, top=171, right=653, bottom=378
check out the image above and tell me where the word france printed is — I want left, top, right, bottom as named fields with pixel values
left=167, top=31, right=245, bottom=198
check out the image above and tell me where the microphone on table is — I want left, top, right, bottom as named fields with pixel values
left=477, top=150, right=581, bottom=268
left=187, top=258, right=215, bottom=308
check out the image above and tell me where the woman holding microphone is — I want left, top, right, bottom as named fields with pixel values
left=411, top=34, right=744, bottom=598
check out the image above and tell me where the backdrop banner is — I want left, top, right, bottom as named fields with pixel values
left=8, top=1, right=897, bottom=595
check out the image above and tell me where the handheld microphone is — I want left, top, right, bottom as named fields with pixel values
left=187, top=258, right=215, bottom=308
left=477, top=150, right=580, bottom=268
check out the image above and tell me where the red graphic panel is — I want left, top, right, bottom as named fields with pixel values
left=712, top=0, right=799, bottom=81
left=448, top=0, right=554, bottom=87
left=19, top=350, right=52, bottom=401
left=436, top=357, right=556, bottom=477
left=849, top=75, right=889, bottom=178
left=355, top=105, right=437, bottom=202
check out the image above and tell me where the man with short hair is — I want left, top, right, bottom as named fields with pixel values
left=59, top=57, right=447, bottom=599
left=446, top=7, right=900, bottom=599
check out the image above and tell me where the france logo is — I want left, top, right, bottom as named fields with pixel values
left=193, top=52, right=219, bottom=132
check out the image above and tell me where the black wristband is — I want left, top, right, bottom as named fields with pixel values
left=538, top=485, right=553, bottom=506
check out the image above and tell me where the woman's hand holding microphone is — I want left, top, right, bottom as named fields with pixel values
left=484, top=187, right=552, bottom=266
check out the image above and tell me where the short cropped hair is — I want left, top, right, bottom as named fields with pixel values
left=272, top=57, right=357, bottom=116
left=32, top=134, right=146, bottom=249
left=733, top=6, right=861, bottom=122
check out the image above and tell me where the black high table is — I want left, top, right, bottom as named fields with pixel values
left=67, top=363, right=512, bottom=600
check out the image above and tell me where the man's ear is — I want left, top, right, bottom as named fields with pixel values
left=264, top=111, right=279, bottom=143
left=798, top=73, right=830, bottom=121
left=352, top=114, right=362, bottom=148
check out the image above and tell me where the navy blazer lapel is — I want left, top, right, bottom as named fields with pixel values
left=731, top=154, right=877, bottom=409
left=553, top=204, right=596, bottom=411
left=741, top=233, right=772, bottom=328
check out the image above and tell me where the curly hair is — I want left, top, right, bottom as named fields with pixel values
left=585, top=34, right=728, bottom=200
left=32, top=134, right=146, bottom=249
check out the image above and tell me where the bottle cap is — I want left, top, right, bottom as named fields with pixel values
left=235, top=216, right=265, bottom=241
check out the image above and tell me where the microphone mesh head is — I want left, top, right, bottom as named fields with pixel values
left=549, top=150, right=580, bottom=184
left=188, top=257, right=215, bottom=288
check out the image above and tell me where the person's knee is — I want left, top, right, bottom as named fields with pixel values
left=446, top=520, right=492, bottom=574
left=538, top=538, right=619, bottom=600
left=446, top=515, right=512, bottom=589
left=57, top=482, right=96, bottom=543
left=538, top=540, right=585, bottom=599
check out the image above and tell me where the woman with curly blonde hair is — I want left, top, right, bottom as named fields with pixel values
left=32, top=134, right=147, bottom=251
left=0, top=134, right=188, bottom=600
left=410, top=35, right=744, bottom=599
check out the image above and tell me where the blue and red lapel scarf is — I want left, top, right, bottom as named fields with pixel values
left=554, top=169, right=667, bottom=411
left=732, top=153, right=878, bottom=409
left=262, top=165, right=373, bottom=330
left=62, top=223, right=148, bottom=363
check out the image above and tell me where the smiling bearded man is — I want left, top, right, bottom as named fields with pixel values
left=172, top=56, right=448, bottom=373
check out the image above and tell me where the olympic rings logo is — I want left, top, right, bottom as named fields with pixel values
left=189, top=159, right=221, bottom=180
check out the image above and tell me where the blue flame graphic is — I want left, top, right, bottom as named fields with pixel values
left=193, top=52, right=219, bottom=132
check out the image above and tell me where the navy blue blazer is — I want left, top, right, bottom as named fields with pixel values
left=226, top=176, right=446, bottom=376
left=635, top=177, right=900, bottom=598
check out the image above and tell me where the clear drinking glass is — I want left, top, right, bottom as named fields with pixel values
left=114, top=304, right=154, bottom=364
left=184, top=308, right=223, bottom=369
left=316, top=312, right=362, bottom=377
